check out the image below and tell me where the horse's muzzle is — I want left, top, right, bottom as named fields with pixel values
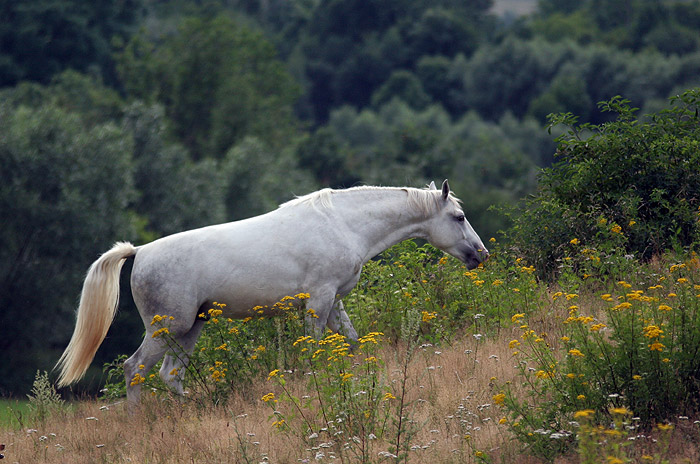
left=463, top=246, right=489, bottom=270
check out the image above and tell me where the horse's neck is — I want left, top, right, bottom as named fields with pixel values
left=334, top=190, right=430, bottom=262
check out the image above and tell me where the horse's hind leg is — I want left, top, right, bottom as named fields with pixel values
left=124, top=336, right=170, bottom=407
left=159, top=320, right=205, bottom=395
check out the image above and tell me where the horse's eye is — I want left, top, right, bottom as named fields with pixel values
left=455, top=214, right=465, bottom=222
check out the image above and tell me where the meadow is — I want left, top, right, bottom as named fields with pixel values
left=2, top=239, right=700, bottom=463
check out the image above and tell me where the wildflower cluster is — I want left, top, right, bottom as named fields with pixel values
left=264, top=329, right=405, bottom=462
left=496, top=255, right=700, bottom=460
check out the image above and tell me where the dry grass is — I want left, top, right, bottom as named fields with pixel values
left=2, top=326, right=699, bottom=463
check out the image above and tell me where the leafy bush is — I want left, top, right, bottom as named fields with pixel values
left=510, top=90, right=700, bottom=277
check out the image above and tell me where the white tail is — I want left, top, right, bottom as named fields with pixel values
left=55, top=242, right=137, bottom=387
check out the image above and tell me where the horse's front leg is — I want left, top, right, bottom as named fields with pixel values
left=305, top=289, right=337, bottom=339
left=326, top=300, right=358, bottom=343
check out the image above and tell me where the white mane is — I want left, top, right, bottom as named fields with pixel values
left=279, top=185, right=461, bottom=216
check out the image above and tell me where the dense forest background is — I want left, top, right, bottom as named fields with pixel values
left=2, top=0, right=700, bottom=396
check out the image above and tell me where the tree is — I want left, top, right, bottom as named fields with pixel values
left=123, top=102, right=227, bottom=237
left=0, top=101, right=136, bottom=394
left=117, top=14, right=300, bottom=160
left=297, top=0, right=495, bottom=123
left=0, top=0, right=142, bottom=87
left=371, top=70, right=431, bottom=110
left=222, top=137, right=316, bottom=220
left=0, top=72, right=233, bottom=395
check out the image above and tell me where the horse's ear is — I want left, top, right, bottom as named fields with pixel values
left=428, top=181, right=437, bottom=190
left=441, top=179, right=450, bottom=200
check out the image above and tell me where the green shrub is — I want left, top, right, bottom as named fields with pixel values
left=510, top=90, right=700, bottom=278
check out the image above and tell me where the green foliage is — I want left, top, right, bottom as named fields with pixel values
left=298, top=0, right=495, bottom=121
left=510, top=91, right=700, bottom=277
left=0, top=72, right=232, bottom=395
left=0, top=95, right=136, bottom=394
left=117, top=14, right=300, bottom=160
left=123, top=101, right=228, bottom=235
left=0, top=0, right=142, bottom=87
left=27, top=371, right=65, bottom=424
left=222, top=137, right=316, bottom=219
left=528, top=0, right=700, bottom=55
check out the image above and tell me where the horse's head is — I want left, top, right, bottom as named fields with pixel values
left=424, top=180, right=489, bottom=270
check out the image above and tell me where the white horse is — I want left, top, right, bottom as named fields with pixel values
left=55, top=180, right=488, bottom=405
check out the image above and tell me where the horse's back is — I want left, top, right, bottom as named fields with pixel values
left=130, top=206, right=358, bottom=319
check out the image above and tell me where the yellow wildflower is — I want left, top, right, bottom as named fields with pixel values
left=383, top=392, right=396, bottom=401
left=643, top=325, right=663, bottom=339
left=151, top=327, right=169, bottom=338
left=272, top=419, right=285, bottom=429
left=130, top=373, right=145, bottom=386
left=493, top=393, right=506, bottom=406
left=261, top=392, right=275, bottom=403
left=574, top=409, right=595, bottom=418
left=612, top=302, right=632, bottom=311
left=293, top=335, right=314, bottom=346
left=610, top=407, right=629, bottom=415
left=568, top=349, right=585, bottom=358
left=649, top=342, right=665, bottom=352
